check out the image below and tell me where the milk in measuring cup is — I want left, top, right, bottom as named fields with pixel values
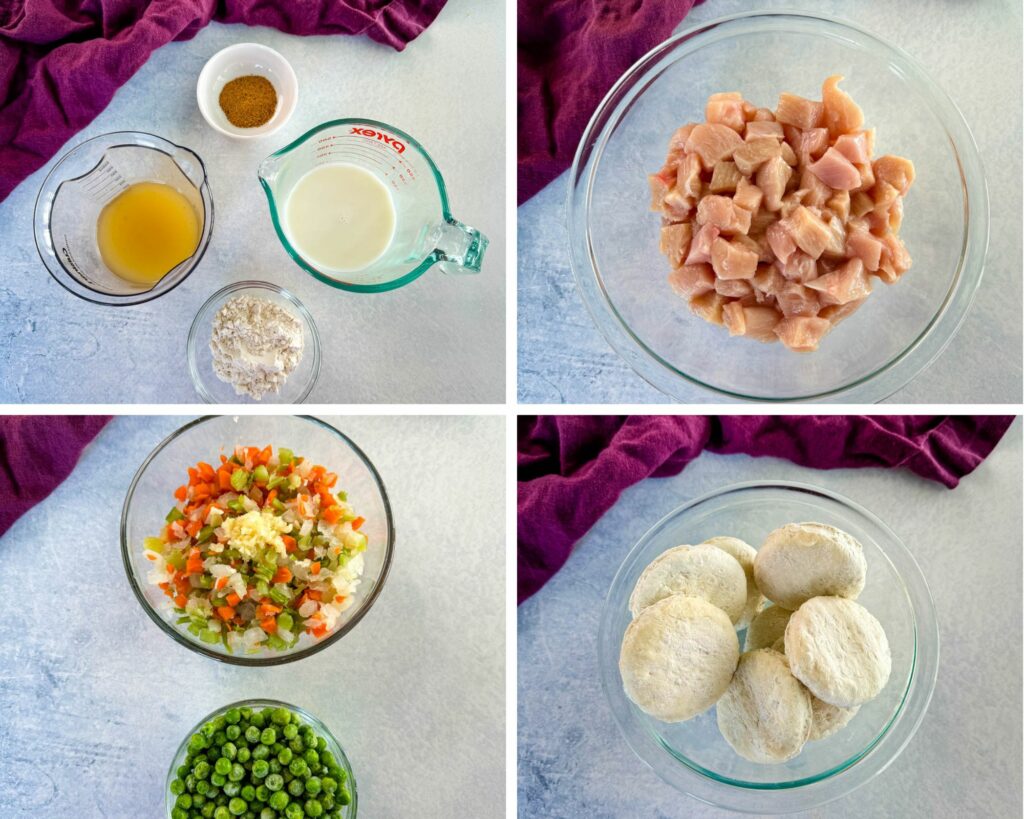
left=282, top=163, right=396, bottom=273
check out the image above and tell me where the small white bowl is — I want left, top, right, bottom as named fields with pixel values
left=196, top=42, right=298, bottom=139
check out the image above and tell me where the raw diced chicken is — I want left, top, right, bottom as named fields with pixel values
left=745, top=121, right=785, bottom=140
left=775, top=93, right=823, bottom=130
left=782, top=205, right=832, bottom=259
left=715, top=277, right=755, bottom=299
left=834, top=132, right=870, bottom=164
left=685, top=123, right=745, bottom=168
left=806, top=258, right=872, bottom=304
left=821, top=76, right=864, bottom=138
left=808, top=147, right=861, bottom=190
left=709, top=161, right=743, bottom=194
left=741, top=306, right=782, bottom=342
left=688, top=291, right=728, bottom=324
left=766, top=221, right=797, bottom=265
left=711, top=237, right=759, bottom=279
left=705, top=92, right=746, bottom=132
left=668, top=263, right=715, bottom=299
left=775, top=316, right=831, bottom=352
left=756, top=155, right=793, bottom=211
left=650, top=78, right=913, bottom=353
left=660, top=223, right=693, bottom=267
left=846, top=227, right=884, bottom=271
left=685, top=223, right=720, bottom=266
left=722, top=301, right=747, bottom=336
left=697, top=195, right=752, bottom=235
left=734, top=138, right=783, bottom=175
left=776, top=281, right=820, bottom=317
left=733, top=177, right=764, bottom=213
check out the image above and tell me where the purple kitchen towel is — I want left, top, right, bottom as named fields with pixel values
left=518, top=415, right=1016, bottom=603
left=0, top=415, right=111, bottom=538
left=0, top=0, right=447, bottom=202
left=518, top=0, right=703, bottom=204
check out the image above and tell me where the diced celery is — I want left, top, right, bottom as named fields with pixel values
left=266, top=634, right=287, bottom=651
left=230, top=469, right=250, bottom=492
left=199, top=628, right=221, bottom=644
left=166, top=507, right=185, bottom=524
left=271, top=499, right=286, bottom=513
left=166, top=550, right=186, bottom=571
left=143, top=537, right=165, bottom=553
left=253, top=465, right=270, bottom=485
left=336, top=491, right=348, bottom=502
left=227, top=498, right=246, bottom=514
left=278, top=448, right=293, bottom=466
left=277, top=612, right=294, bottom=632
left=346, top=531, right=368, bottom=552
left=268, top=586, right=290, bottom=606
left=197, top=525, right=215, bottom=544
left=187, top=623, right=201, bottom=636
left=267, top=474, right=287, bottom=490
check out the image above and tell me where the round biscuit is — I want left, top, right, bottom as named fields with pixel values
left=702, top=536, right=765, bottom=628
left=629, top=543, right=748, bottom=623
left=744, top=604, right=792, bottom=652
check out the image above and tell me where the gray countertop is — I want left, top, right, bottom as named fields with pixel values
left=0, top=415, right=505, bottom=818
left=0, top=0, right=505, bottom=404
left=517, top=418, right=1022, bottom=817
left=517, top=0, right=1022, bottom=404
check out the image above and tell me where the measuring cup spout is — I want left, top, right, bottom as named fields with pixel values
left=434, top=218, right=489, bottom=276
left=257, top=154, right=284, bottom=186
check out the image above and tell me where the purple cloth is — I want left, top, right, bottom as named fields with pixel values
left=0, top=0, right=447, bottom=202
left=518, top=0, right=702, bottom=204
left=518, top=415, right=1015, bottom=603
left=0, top=415, right=111, bottom=538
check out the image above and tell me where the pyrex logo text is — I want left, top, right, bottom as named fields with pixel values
left=350, top=128, right=406, bottom=154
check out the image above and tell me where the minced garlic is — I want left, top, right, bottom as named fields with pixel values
left=221, top=509, right=289, bottom=561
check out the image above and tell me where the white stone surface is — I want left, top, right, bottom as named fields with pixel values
left=0, top=0, right=505, bottom=403
left=518, top=418, right=1022, bottom=817
left=0, top=415, right=505, bottom=817
left=517, top=0, right=1022, bottom=404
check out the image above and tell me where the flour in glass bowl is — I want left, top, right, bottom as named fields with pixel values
left=209, top=295, right=304, bottom=399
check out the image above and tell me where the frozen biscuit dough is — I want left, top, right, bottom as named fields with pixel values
left=702, top=536, right=765, bottom=628
left=808, top=697, right=860, bottom=741
left=744, top=604, right=792, bottom=651
left=620, top=594, right=740, bottom=722
left=629, top=543, right=748, bottom=623
left=785, top=596, right=891, bottom=707
left=716, top=649, right=813, bottom=763
left=754, top=522, right=866, bottom=610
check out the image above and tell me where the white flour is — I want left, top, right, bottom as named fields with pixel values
left=210, top=295, right=304, bottom=399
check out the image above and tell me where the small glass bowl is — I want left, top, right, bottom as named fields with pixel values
left=165, top=698, right=357, bottom=818
left=598, top=481, right=939, bottom=813
left=187, top=281, right=321, bottom=404
left=121, top=415, right=395, bottom=666
left=569, top=11, right=988, bottom=402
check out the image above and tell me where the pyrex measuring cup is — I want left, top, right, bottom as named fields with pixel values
left=258, top=118, right=488, bottom=292
left=33, top=132, right=213, bottom=306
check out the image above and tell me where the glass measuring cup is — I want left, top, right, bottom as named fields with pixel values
left=258, top=118, right=488, bottom=292
left=33, top=131, right=213, bottom=306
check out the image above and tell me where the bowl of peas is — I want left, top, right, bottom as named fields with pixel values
left=167, top=699, right=356, bottom=818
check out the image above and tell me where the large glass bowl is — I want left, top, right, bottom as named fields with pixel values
left=569, top=11, right=988, bottom=402
left=165, top=698, right=357, bottom=818
left=121, top=415, right=395, bottom=666
left=597, top=481, right=939, bottom=813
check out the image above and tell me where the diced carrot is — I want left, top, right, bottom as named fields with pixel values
left=185, top=548, right=204, bottom=575
left=218, top=470, right=233, bottom=491
left=260, top=617, right=278, bottom=634
left=185, top=520, right=202, bottom=538
left=265, top=489, right=277, bottom=507
left=158, top=582, right=170, bottom=592
left=226, top=592, right=241, bottom=607
left=310, top=623, right=328, bottom=639
left=323, top=472, right=338, bottom=488
left=281, top=535, right=297, bottom=553
left=310, top=562, right=321, bottom=575
left=145, top=553, right=157, bottom=561
left=322, top=506, right=342, bottom=524
left=272, top=567, right=292, bottom=584
left=187, top=467, right=200, bottom=486
left=174, top=485, right=187, bottom=502
left=175, top=594, right=187, bottom=608
left=258, top=602, right=281, bottom=618
left=306, top=590, right=322, bottom=602
left=334, top=595, right=346, bottom=604
left=219, top=454, right=228, bottom=464
left=215, top=576, right=229, bottom=591
left=352, top=516, right=365, bottom=531
left=247, top=446, right=259, bottom=463
left=197, top=461, right=215, bottom=480
left=192, top=484, right=211, bottom=501
left=216, top=605, right=236, bottom=621
left=258, top=445, right=272, bottom=465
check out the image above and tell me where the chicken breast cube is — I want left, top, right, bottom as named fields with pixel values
left=668, top=123, right=699, bottom=153
left=706, top=92, right=746, bottom=132
left=733, top=178, right=764, bottom=213
left=808, top=147, right=861, bottom=190
left=715, top=277, right=755, bottom=299
left=734, top=138, right=783, bottom=176
left=697, top=195, right=752, bottom=235
left=660, top=223, right=693, bottom=267
left=689, top=290, right=728, bottom=324
left=711, top=237, right=759, bottom=280
left=685, top=123, right=746, bottom=168
left=846, top=227, right=884, bottom=271
left=668, top=263, right=716, bottom=299
left=822, top=75, right=864, bottom=138
left=782, top=206, right=833, bottom=259
left=741, top=306, right=782, bottom=342
left=778, top=250, right=817, bottom=283
left=685, top=223, right=720, bottom=266
left=765, top=220, right=797, bottom=265
left=745, top=121, right=785, bottom=140
left=675, top=152, right=702, bottom=199
left=806, top=258, right=872, bottom=305
left=819, top=298, right=865, bottom=326
left=709, top=161, right=743, bottom=194
left=648, top=173, right=672, bottom=211
left=756, top=156, right=793, bottom=212
left=776, top=281, right=821, bottom=317
left=834, top=132, right=870, bottom=165
left=722, top=300, right=747, bottom=336
left=775, top=93, right=824, bottom=130
left=775, top=316, right=832, bottom=352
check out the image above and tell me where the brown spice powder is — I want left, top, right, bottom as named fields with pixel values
left=219, top=75, right=278, bottom=128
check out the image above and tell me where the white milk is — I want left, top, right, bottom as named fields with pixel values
left=283, top=163, right=396, bottom=272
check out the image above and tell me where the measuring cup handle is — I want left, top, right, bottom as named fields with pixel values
left=435, top=218, right=488, bottom=275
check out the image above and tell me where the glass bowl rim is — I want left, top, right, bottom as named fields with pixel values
left=567, top=9, right=989, bottom=403
left=120, top=414, right=395, bottom=667
left=164, top=697, right=358, bottom=817
left=33, top=129, right=215, bottom=307
left=597, top=479, right=940, bottom=812
left=186, top=280, right=323, bottom=404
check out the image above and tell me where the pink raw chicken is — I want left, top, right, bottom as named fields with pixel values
left=651, top=77, right=915, bottom=353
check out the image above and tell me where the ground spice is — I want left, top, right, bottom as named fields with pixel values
left=219, top=75, right=278, bottom=128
